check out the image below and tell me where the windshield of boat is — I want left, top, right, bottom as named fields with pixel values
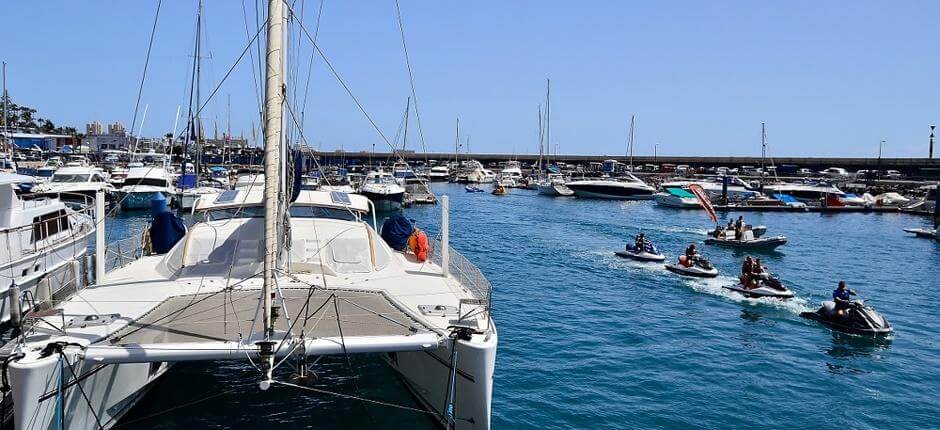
left=123, top=177, right=167, bottom=187
left=196, top=206, right=266, bottom=221
left=51, top=174, right=90, bottom=183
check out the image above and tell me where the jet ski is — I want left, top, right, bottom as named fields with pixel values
left=465, top=185, right=484, bottom=193
left=615, top=243, right=666, bottom=262
left=723, top=273, right=795, bottom=299
left=665, top=255, right=719, bottom=278
left=800, top=300, right=892, bottom=336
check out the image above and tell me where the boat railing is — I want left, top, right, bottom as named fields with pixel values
left=428, top=238, right=493, bottom=319
left=105, top=233, right=146, bottom=272
left=2, top=193, right=97, bottom=257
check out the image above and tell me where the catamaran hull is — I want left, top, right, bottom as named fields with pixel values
left=386, top=331, right=497, bottom=430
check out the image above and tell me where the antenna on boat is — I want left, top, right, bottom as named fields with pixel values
left=260, top=0, right=285, bottom=386
left=627, top=114, right=635, bottom=172
left=761, top=122, right=766, bottom=175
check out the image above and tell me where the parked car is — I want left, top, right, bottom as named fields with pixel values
left=820, top=167, right=850, bottom=178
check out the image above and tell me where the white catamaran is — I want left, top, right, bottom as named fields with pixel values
left=2, top=3, right=496, bottom=429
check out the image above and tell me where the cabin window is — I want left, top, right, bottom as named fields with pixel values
left=31, top=209, right=69, bottom=243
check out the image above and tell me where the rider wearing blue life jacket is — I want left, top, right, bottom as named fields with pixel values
left=832, top=281, right=855, bottom=315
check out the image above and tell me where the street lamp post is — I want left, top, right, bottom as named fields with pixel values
left=654, top=143, right=659, bottom=163
left=930, top=125, right=936, bottom=159
left=878, top=139, right=885, bottom=178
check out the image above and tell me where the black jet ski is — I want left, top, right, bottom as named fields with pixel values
left=615, top=243, right=666, bottom=262
left=723, top=273, right=795, bottom=299
left=665, top=255, right=719, bottom=278
left=800, top=300, right=892, bottom=336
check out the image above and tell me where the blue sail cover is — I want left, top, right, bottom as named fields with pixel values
left=149, top=193, right=186, bottom=254
left=381, top=215, right=414, bottom=251
left=178, top=173, right=197, bottom=189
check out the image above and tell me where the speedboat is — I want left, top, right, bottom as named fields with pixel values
left=358, top=170, right=406, bottom=211
left=654, top=187, right=701, bottom=208
left=113, top=166, right=175, bottom=210
left=800, top=300, right=892, bottom=336
left=763, top=181, right=845, bottom=205
left=660, top=177, right=758, bottom=202
left=615, top=243, right=666, bottom=262
left=566, top=173, right=655, bottom=199
left=723, top=273, right=795, bottom=299
left=665, top=255, right=719, bottom=278
left=903, top=227, right=938, bottom=239
left=705, top=227, right=786, bottom=250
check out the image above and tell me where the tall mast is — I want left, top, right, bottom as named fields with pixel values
left=2, top=62, right=7, bottom=157
left=453, top=117, right=459, bottom=167
left=262, top=0, right=284, bottom=337
left=627, top=114, right=635, bottom=172
left=194, top=0, right=203, bottom=178
left=537, top=105, right=543, bottom=176
left=545, top=78, right=550, bottom=175
left=761, top=122, right=766, bottom=174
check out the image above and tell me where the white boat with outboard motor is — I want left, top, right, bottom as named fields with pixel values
left=800, top=299, right=892, bottom=336
left=705, top=226, right=787, bottom=250
left=665, top=255, right=719, bottom=278
left=566, top=173, right=655, bottom=199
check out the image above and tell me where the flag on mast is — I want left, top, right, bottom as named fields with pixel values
left=689, top=183, right=717, bottom=223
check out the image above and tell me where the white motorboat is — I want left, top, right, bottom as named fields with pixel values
left=31, top=166, right=115, bottom=201
left=763, top=181, right=845, bottom=205
left=359, top=170, right=406, bottom=211
left=234, top=173, right=264, bottom=190
left=177, top=179, right=226, bottom=211
left=113, top=166, right=175, bottom=210
left=495, top=161, right=524, bottom=187
left=566, top=173, right=655, bottom=199
left=428, top=165, right=451, bottom=182
left=654, top=187, right=701, bottom=208
left=660, top=177, right=758, bottom=202
left=4, top=8, right=496, bottom=429
left=536, top=174, right=574, bottom=196
left=0, top=172, right=95, bottom=324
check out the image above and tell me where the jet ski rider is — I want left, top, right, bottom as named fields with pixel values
left=634, top=233, right=647, bottom=252
left=684, top=244, right=699, bottom=266
left=833, top=281, right=856, bottom=316
left=741, top=256, right=754, bottom=287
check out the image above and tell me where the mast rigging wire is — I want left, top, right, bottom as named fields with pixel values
left=129, top=0, right=162, bottom=138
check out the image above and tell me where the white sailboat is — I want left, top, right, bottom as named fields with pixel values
left=4, top=4, right=496, bottom=429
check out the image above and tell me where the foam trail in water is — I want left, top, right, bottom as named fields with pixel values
left=678, top=275, right=813, bottom=314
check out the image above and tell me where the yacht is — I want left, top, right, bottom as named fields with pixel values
left=495, top=161, right=524, bottom=187
left=34, top=158, right=62, bottom=182
left=359, top=170, right=406, bottom=211
left=428, top=165, right=451, bottom=182
left=659, top=177, right=758, bottom=202
left=113, top=166, right=175, bottom=210
left=566, top=173, right=655, bottom=199
left=31, top=165, right=115, bottom=201
left=654, top=187, right=702, bottom=208
left=0, top=172, right=95, bottom=323
left=763, top=181, right=846, bottom=204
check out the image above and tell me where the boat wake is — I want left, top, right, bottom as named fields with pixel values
left=677, top=275, right=813, bottom=315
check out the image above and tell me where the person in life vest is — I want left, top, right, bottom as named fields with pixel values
left=408, top=227, right=431, bottom=262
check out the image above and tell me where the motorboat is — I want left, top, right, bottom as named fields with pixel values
left=31, top=165, right=115, bottom=201
left=705, top=226, right=786, bottom=250
left=428, top=165, right=451, bottom=182
left=177, top=178, right=226, bottom=211
left=763, top=181, right=846, bottom=205
left=660, top=177, right=758, bottom=202
left=665, top=255, right=719, bottom=278
left=0, top=172, right=95, bottom=324
left=108, top=166, right=129, bottom=188
left=615, top=242, right=665, bottom=262
left=800, top=300, right=892, bottom=336
left=566, top=174, right=655, bottom=199
left=709, top=224, right=767, bottom=238
left=495, top=161, right=524, bottom=187
left=359, top=170, right=406, bottom=211
left=654, top=187, right=701, bottom=208
left=723, top=272, right=795, bottom=299
left=536, top=174, right=574, bottom=196
left=113, top=166, right=175, bottom=210
left=903, top=227, right=938, bottom=239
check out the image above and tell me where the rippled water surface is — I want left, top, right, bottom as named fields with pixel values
left=110, top=183, right=938, bottom=429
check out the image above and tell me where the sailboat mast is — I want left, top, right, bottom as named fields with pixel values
left=761, top=122, right=766, bottom=174
left=545, top=79, right=550, bottom=175
left=453, top=117, right=459, bottom=168
left=628, top=114, right=635, bottom=171
left=537, top=105, right=543, bottom=176
left=262, top=0, right=284, bottom=336
left=194, top=0, right=203, bottom=178
left=2, top=62, right=7, bottom=157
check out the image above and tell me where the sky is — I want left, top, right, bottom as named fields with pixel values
left=1, top=1, right=938, bottom=157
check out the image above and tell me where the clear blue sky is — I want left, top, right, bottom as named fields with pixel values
left=2, top=1, right=938, bottom=157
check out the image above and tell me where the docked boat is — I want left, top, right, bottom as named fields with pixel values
left=234, top=173, right=265, bottom=190
left=31, top=165, right=115, bottom=201
left=428, top=165, right=451, bottom=181
left=3, top=8, right=497, bottom=428
left=801, top=300, right=892, bottom=336
left=763, top=181, right=846, bottom=205
left=654, top=187, right=701, bottom=208
left=566, top=173, right=655, bottom=199
left=495, top=161, right=524, bottom=188
left=359, top=170, right=406, bottom=211
left=113, top=166, right=175, bottom=210
left=660, top=177, right=759, bottom=202
left=0, top=172, right=95, bottom=324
